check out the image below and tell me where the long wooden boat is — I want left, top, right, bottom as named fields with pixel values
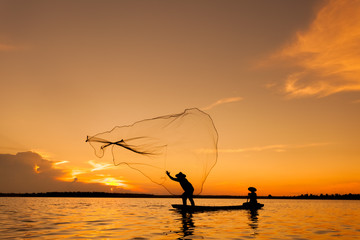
left=172, top=203, right=264, bottom=212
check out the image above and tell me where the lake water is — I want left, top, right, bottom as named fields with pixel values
left=0, top=197, right=359, bottom=239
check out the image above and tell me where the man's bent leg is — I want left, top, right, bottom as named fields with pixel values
left=182, top=192, right=187, bottom=206
left=189, top=197, right=195, bottom=206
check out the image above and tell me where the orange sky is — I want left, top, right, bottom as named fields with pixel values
left=1, top=0, right=359, bottom=196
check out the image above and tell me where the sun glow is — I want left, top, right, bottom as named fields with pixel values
left=93, top=177, right=128, bottom=188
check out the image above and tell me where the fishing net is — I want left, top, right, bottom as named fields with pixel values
left=86, top=108, right=218, bottom=195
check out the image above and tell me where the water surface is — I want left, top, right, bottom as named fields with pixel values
left=0, top=197, right=359, bottom=239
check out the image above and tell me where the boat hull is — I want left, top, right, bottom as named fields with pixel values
left=172, top=203, right=264, bottom=212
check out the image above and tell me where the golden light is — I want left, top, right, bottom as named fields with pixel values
left=56, top=169, right=87, bottom=182
left=33, top=164, right=40, bottom=173
left=104, top=177, right=126, bottom=187
left=92, top=177, right=129, bottom=188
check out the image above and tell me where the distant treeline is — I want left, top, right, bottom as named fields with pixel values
left=0, top=192, right=359, bottom=200
left=268, top=193, right=360, bottom=200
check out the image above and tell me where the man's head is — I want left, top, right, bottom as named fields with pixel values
left=176, top=172, right=186, bottom=178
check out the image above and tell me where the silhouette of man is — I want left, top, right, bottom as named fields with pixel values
left=247, top=187, right=258, bottom=204
left=166, top=171, right=195, bottom=206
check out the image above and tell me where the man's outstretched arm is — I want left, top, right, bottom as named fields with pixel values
left=166, top=171, right=178, bottom=182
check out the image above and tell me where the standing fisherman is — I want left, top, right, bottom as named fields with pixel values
left=166, top=171, right=195, bottom=206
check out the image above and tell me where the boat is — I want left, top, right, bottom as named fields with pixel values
left=171, top=202, right=264, bottom=212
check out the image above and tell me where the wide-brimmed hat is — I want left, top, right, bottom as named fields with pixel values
left=248, top=187, right=257, bottom=192
left=176, top=172, right=186, bottom=178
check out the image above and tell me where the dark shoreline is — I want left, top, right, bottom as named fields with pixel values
left=0, top=192, right=359, bottom=200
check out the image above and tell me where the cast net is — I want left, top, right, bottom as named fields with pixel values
left=86, top=108, right=218, bottom=195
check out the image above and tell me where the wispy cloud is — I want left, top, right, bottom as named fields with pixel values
left=54, top=161, right=69, bottom=165
left=88, top=160, right=114, bottom=172
left=218, top=142, right=331, bottom=153
left=202, top=97, right=243, bottom=110
left=267, top=0, right=360, bottom=98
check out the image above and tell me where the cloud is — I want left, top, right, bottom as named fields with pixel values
left=202, top=97, right=243, bottom=110
left=268, top=0, right=360, bottom=97
left=88, top=160, right=114, bottom=172
left=218, top=142, right=331, bottom=153
left=90, top=177, right=128, bottom=188
left=0, top=151, right=129, bottom=193
left=54, top=160, right=69, bottom=165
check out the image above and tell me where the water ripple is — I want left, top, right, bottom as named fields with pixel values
left=0, top=198, right=359, bottom=239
